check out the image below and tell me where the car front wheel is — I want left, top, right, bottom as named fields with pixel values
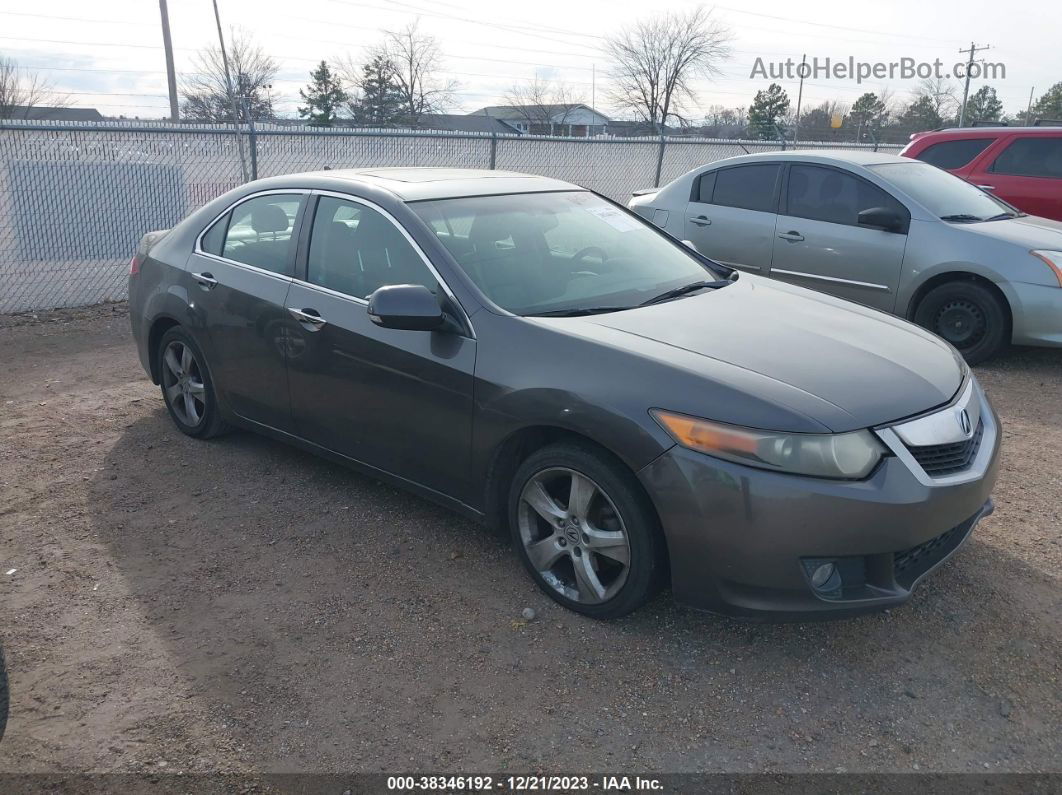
left=509, top=443, right=666, bottom=619
left=913, top=281, right=1008, bottom=365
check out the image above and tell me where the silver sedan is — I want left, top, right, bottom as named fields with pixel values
left=629, top=151, right=1062, bottom=363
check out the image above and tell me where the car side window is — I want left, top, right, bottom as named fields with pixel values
left=990, top=137, right=1062, bottom=178
left=710, top=164, right=780, bottom=213
left=915, top=138, right=994, bottom=170
left=786, top=165, right=905, bottom=227
left=221, top=194, right=302, bottom=274
left=307, top=196, right=438, bottom=299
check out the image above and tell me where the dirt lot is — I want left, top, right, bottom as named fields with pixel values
left=0, top=303, right=1059, bottom=778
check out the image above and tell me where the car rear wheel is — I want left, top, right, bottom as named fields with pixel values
left=913, top=281, right=1008, bottom=365
left=509, top=443, right=666, bottom=619
left=157, top=327, right=228, bottom=439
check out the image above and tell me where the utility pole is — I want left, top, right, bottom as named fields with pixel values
left=793, top=53, right=807, bottom=145
left=211, top=0, right=249, bottom=182
left=158, top=0, right=179, bottom=122
left=1026, top=86, right=1035, bottom=124
left=957, top=42, right=990, bottom=127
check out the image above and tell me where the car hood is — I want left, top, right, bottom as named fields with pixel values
left=961, top=213, right=1062, bottom=249
left=563, top=275, right=964, bottom=432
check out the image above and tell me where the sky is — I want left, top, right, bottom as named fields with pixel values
left=0, top=0, right=1057, bottom=121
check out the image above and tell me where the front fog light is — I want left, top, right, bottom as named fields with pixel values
left=810, top=562, right=837, bottom=589
left=807, top=560, right=841, bottom=594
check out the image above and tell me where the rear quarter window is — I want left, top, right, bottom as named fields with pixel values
left=199, top=213, right=228, bottom=255
left=914, top=138, right=995, bottom=170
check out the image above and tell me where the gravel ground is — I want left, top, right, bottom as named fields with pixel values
left=0, top=303, right=1059, bottom=777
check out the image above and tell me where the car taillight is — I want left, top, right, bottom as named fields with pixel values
left=129, top=253, right=145, bottom=276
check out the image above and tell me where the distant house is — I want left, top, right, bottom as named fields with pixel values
left=603, top=120, right=682, bottom=137
left=418, top=113, right=519, bottom=135
left=1, top=105, right=105, bottom=122
left=469, top=104, right=610, bottom=137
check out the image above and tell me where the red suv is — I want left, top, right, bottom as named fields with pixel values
left=900, top=127, right=1062, bottom=221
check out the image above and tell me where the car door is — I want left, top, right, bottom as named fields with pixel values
left=284, top=193, right=477, bottom=503
left=768, top=164, right=909, bottom=312
left=683, top=163, right=781, bottom=274
left=971, top=135, right=1062, bottom=221
left=186, top=190, right=307, bottom=431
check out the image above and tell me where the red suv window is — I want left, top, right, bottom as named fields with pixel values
left=990, top=137, right=1062, bottom=178
left=914, top=138, right=995, bottom=170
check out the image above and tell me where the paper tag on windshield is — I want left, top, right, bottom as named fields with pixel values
left=584, top=205, right=642, bottom=232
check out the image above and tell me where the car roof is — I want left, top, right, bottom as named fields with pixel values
left=703, top=149, right=910, bottom=167
left=911, top=126, right=1062, bottom=141
left=288, top=167, right=581, bottom=201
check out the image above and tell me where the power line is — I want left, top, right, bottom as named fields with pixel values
left=713, top=5, right=959, bottom=45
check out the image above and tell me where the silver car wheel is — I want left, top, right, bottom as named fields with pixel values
left=161, top=340, right=206, bottom=426
left=517, top=467, right=631, bottom=604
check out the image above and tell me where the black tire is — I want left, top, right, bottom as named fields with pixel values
left=913, top=280, right=1008, bottom=365
left=157, top=327, right=229, bottom=439
left=508, top=442, right=666, bottom=619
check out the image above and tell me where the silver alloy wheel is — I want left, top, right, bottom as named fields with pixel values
left=161, top=340, right=206, bottom=426
left=517, top=467, right=631, bottom=604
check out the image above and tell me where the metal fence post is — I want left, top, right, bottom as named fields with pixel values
left=653, top=136, right=666, bottom=188
left=489, top=133, right=497, bottom=169
left=245, top=107, right=259, bottom=180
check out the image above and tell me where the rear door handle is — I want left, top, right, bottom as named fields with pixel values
left=191, top=272, right=218, bottom=290
left=288, top=307, right=327, bottom=331
left=778, top=231, right=804, bottom=242
left=689, top=215, right=712, bottom=226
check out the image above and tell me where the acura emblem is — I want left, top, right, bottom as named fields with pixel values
left=958, top=408, right=972, bottom=436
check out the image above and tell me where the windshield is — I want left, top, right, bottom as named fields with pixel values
left=869, top=161, right=1017, bottom=221
left=410, top=191, right=720, bottom=315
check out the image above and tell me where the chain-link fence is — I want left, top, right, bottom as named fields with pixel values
left=0, top=120, right=902, bottom=313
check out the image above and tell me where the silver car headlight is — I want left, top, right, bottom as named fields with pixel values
left=1030, top=250, right=1062, bottom=287
left=651, top=410, right=886, bottom=479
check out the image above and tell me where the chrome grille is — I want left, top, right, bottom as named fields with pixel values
left=905, top=420, right=984, bottom=477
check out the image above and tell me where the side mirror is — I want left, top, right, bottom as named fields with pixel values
left=857, top=206, right=904, bottom=232
left=367, top=284, right=445, bottom=331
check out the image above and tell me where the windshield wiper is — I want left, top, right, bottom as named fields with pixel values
left=639, top=279, right=731, bottom=307
left=525, top=306, right=634, bottom=317
left=940, top=213, right=984, bottom=222
left=984, top=211, right=1023, bottom=221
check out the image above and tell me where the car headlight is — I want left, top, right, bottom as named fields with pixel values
left=1030, top=250, right=1062, bottom=287
left=651, top=409, right=886, bottom=479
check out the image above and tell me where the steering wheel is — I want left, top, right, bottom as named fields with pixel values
left=570, top=247, right=609, bottom=275
left=572, top=246, right=608, bottom=264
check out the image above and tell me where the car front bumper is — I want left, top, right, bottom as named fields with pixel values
left=638, top=381, right=1001, bottom=620
left=1003, top=280, right=1062, bottom=347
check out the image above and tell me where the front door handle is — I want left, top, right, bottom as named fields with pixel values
left=288, top=307, right=327, bottom=331
left=191, top=272, right=218, bottom=290
left=778, top=231, right=804, bottom=242
left=689, top=215, right=712, bottom=227
left=977, top=184, right=996, bottom=191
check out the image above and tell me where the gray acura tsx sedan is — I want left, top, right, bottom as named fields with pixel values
left=128, top=168, right=1000, bottom=620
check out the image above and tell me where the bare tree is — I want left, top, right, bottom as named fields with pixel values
left=502, top=74, right=585, bottom=134
left=914, top=77, right=959, bottom=122
left=180, top=30, right=279, bottom=122
left=0, top=56, right=70, bottom=119
left=605, top=7, right=732, bottom=133
left=383, top=20, right=456, bottom=128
